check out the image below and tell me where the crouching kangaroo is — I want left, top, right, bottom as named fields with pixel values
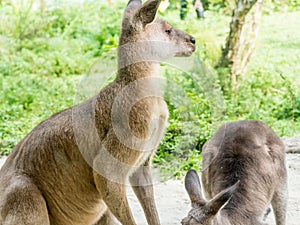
left=182, top=120, right=287, bottom=225
left=0, top=0, right=196, bottom=224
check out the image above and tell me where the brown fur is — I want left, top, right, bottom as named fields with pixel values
left=182, top=120, right=287, bottom=225
left=0, top=1, right=196, bottom=225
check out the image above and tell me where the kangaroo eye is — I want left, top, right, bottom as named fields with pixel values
left=165, top=28, right=172, bottom=34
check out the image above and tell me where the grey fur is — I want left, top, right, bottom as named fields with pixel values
left=182, top=120, right=287, bottom=225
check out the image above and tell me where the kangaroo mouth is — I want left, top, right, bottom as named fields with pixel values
left=175, top=45, right=196, bottom=57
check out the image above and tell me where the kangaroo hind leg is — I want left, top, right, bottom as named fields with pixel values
left=0, top=176, right=49, bottom=225
left=95, top=209, right=120, bottom=225
left=271, top=181, right=288, bottom=225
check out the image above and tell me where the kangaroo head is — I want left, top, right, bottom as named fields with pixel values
left=182, top=170, right=239, bottom=225
left=119, top=0, right=196, bottom=62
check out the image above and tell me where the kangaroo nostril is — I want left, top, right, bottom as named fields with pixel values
left=190, top=36, right=196, bottom=44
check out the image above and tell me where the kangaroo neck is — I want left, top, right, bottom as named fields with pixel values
left=116, top=40, right=162, bottom=83
left=116, top=61, right=160, bottom=83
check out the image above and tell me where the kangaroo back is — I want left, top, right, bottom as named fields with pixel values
left=182, top=120, right=287, bottom=225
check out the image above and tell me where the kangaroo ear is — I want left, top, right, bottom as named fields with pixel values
left=127, top=0, right=142, bottom=8
left=123, top=0, right=142, bottom=30
left=206, top=181, right=240, bottom=216
left=185, top=170, right=206, bottom=205
left=132, top=0, right=161, bottom=28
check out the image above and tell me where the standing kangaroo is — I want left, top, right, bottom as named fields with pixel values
left=182, top=120, right=287, bottom=225
left=0, top=0, right=196, bottom=224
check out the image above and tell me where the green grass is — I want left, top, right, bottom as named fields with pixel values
left=0, top=74, right=79, bottom=155
left=236, top=11, right=300, bottom=136
left=0, top=0, right=299, bottom=177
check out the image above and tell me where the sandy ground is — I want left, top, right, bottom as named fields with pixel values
left=0, top=154, right=299, bottom=225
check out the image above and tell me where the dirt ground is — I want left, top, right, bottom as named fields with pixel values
left=0, top=154, right=299, bottom=225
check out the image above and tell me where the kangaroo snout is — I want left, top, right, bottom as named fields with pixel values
left=190, top=36, right=196, bottom=44
left=174, top=34, right=196, bottom=57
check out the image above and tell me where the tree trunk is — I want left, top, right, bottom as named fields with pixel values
left=40, top=0, right=46, bottom=13
left=236, top=0, right=263, bottom=77
left=217, top=0, right=260, bottom=91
